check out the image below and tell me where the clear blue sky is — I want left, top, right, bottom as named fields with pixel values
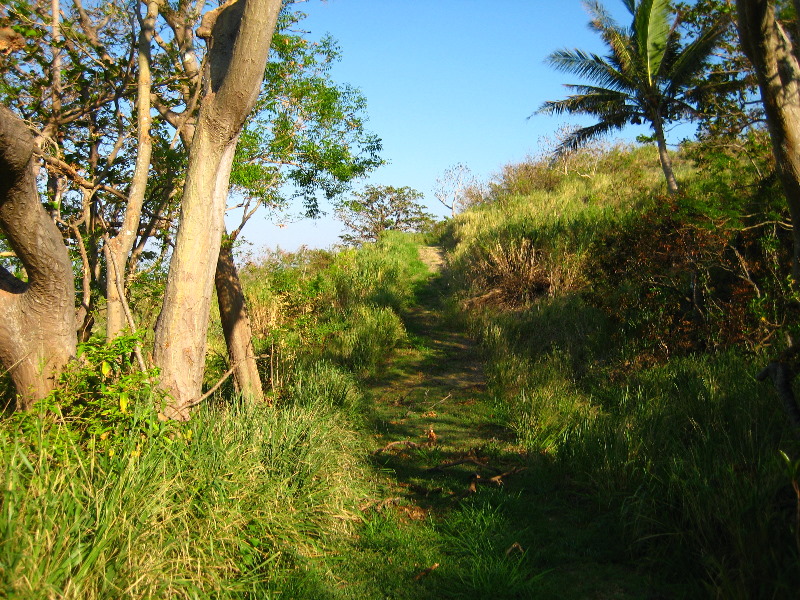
left=235, top=0, right=674, bottom=254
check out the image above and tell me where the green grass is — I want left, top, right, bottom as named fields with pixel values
left=0, top=401, right=366, bottom=598
left=3, top=141, right=799, bottom=598
left=298, top=250, right=677, bottom=600
left=440, top=143, right=800, bottom=596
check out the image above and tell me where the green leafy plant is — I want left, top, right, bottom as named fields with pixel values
left=13, top=334, right=172, bottom=460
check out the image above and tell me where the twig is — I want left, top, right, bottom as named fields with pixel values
left=484, top=466, right=527, bottom=486
left=185, top=353, right=269, bottom=409
left=460, top=467, right=527, bottom=498
left=372, top=440, right=423, bottom=455
left=425, top=392, right=452, bottom=410
left=505, top=542, right=524, bottom=557
left=413, top=563, right=439, bottom=581
left=377, top=497, right=402, bottom=511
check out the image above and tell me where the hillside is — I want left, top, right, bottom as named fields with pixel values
left=0, top=141, right=798, bottom=598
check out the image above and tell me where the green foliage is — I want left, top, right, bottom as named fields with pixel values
left=676, top=0, right=760, bottom=139
left=442, top=137, right=800, bottom=595
left=9, top=334, right=171, bottom=461
left=336, top=185, right=435, bottom=246
left=232, top=10, right=383, bottom=218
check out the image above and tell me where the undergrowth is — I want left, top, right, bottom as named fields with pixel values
left=442, top=138, right=800, bottom=596
left=4, top=137, right=800, bottom=598
left=0, top=233, right=433, bottom=598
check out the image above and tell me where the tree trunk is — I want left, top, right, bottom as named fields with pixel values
left=653, top=114, right=680, bottom=194
left=106, top=1, right=158, bottom=340
left=0, top=105, right=76, bottom=409
left=215, top=234, right=264, bottom=402
left=152, top=0, right=282, bottom=419
left=737, top=0, right=800, bottom=282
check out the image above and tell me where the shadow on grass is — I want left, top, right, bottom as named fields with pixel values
left=333, top=258, right=672, bottom=600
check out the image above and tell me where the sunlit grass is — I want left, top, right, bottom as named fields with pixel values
left=0, top=401, right=365, bottom=598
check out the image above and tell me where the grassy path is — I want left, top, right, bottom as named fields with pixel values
left=319, top=247, right=666, bottom=600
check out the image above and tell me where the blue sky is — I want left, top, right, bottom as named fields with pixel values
left=235, top=0, right=671, bottom=254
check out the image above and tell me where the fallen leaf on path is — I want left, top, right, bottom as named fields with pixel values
left=413, top=563, right=440, bottom=581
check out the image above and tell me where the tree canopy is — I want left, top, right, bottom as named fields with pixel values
left=336, top=185, right=434, bottom=246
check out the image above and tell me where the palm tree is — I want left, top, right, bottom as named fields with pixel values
left=538, top=0, right=725, bottom=193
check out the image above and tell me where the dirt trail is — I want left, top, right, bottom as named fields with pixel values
left=345, top=246, right=659, bottom=599
left=366, top=246, right=521, bottom=508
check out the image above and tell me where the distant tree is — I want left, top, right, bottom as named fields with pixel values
left=538, top=0, right=726, bottom=193
left=336, top=185, right=434, bottom=245
left=434, top=163, right=478, bottom=217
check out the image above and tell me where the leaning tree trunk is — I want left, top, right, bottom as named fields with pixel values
left=653, top=113, right=680, bottom=194
left=737, top=0, right=800, bottom=283
left=215, top=233, right=264, bottom=402
left=152, top=0, right=281, bottom=419
left=0, top=105, right=76, bottom=409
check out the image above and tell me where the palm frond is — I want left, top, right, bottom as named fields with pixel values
left=634, top=0, right=673, bottom=85
left=663, top=19, right=728, bottom=98
left=538, top=86, right=634, bottom=118
left=552, top=118, right=628, bottom=157
left=582, top=0, right=619, bottom=33
left=603, top=25, right=642, bottom=84
left=545, top=48, right=630, bottom=92
left=621, top=0, right=635, bottom=15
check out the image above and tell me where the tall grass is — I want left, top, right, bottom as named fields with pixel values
left=0, top=229, right=441, bottom=598
left=444, top=142, right=800, bottom=595
left=443, top=145, right=668, bottom=308
left=0, top=401, right=365, bottom=598
left=219, top=231, right=431, bottom=396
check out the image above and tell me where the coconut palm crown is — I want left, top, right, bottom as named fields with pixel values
left=538, top=0, right=725, bottom=193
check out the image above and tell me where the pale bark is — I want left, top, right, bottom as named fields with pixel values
left=153, top=0, right=282, bottom=419
left=737, top=0, right=800, bottom=281
left=215, top=235, right=264, bottom=402
left=653, top=114, right=680, bottom=194
left=0, top=105, right=76, bottom=409
left=106, top=1, right=158, bottom=340
left=155, top=3, right=265, bottom=405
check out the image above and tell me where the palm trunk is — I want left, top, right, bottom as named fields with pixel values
left=653, top=115, right=680, bottom=194
left=215, top=235, right=264, bottom=402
